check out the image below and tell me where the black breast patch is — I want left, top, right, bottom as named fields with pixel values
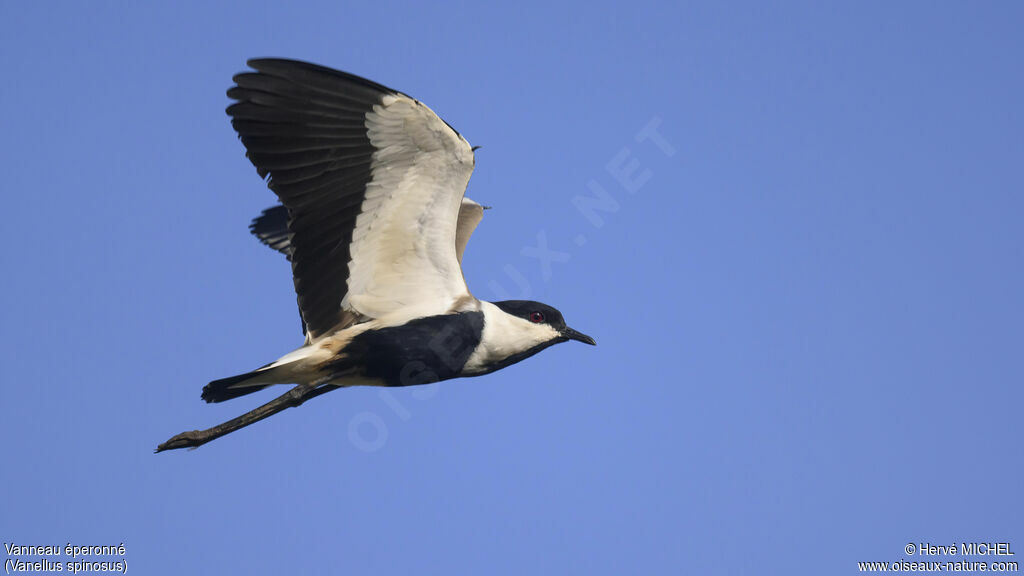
left=328, top=311, right=485, bottom=386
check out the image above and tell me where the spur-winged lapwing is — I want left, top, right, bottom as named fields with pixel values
left=157, top=59, right=595, bottom=452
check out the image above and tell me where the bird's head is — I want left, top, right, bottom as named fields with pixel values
left=492, top=300, right=596, bottom=346
left=461, top=300, right=595, bottom=376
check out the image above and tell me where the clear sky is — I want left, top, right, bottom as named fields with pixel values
left=2, top=1, right=1021, bottom=574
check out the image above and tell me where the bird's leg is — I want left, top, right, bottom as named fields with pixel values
left=155, top=384, right=339, bottom=453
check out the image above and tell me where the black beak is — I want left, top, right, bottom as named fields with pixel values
left=562, top=327, right=596, bottom=346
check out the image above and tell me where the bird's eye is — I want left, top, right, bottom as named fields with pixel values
left=529, top=311, right=545, bottom=323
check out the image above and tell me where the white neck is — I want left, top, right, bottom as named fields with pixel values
left=462, top=301, right=561, bottom=375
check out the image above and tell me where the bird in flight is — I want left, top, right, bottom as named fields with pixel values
left=157, top=59, right=595, bottom=452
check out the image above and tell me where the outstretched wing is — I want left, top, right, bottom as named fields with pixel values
left=227, top=59, right=476, bottom=341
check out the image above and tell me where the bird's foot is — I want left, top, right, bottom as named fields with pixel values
left=155, top=430, right=206, bottom=453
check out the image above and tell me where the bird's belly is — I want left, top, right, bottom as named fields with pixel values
left=324, top=311, right=485, bottom=387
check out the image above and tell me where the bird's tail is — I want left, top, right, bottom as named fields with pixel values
left=201, top=369, right=275, bottom=403
left=201, top=345, right=332, bottom=403
left=201, top=358, right=305, bottom=402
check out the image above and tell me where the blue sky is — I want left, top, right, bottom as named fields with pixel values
left=2, top=1, right=1021, bottom=574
